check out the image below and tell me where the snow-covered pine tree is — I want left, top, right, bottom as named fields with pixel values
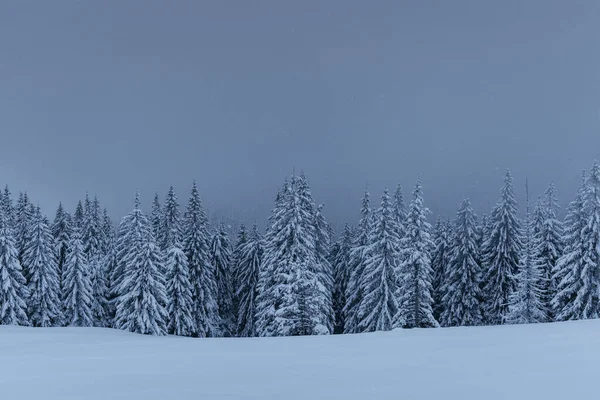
left=555, top=163, right=600, bottom=320
left=235, top=225, right=263, bottom=337
left=357, top=189, right=400, bottom=332
left=115, top=196, right=168, bottom=335
left=393, top=183, right=407, bottom=239
left=481, top=170, right=522, bottom=325
left=62, top=227, right=94, bottom=327
left=231, top=223, right=247, bottom=317
left=52, top=203, right=72, bottom=299
left=440, top=199, right=482, bottom=327
left=15, top=192, right=34, bottom=265
left=210, top=225, right=234, bottom=336
left=110, top=194, right=151, bottom=321
left=82, top=196, right=109, bottom=326
left=0, top=212, right=30, bottom=326
left=507, top=179, right=546, bottom=324
left=101, top=208, right=114, bottom=254
left=332, top=224, right=352, bottom=334
left=24, top=207, right=62, bottom=327
left=151, top=192, right=162, bottom=246
left=552, top=171, right=587, bottom=320
left=431, top=219, right=451, bottom=321
left=183, top=181, right=220, bottom=337
left=2, top=185, right=15, bottom=229
left=256, top=175, right=329, bottom=336
left=395, top=182, right=438, bottom=328
left=73, top=200, right=84, bottom=230
left=343, top=190, right=373, bottom=334
left=166, top=239, right=195, bottom=336
left=312, top=201, right=335, bottom=333
left=534, top=183, right=564, bottom=321
left=161, top=186, right=181, bottom=251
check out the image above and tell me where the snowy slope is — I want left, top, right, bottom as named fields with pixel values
left=1, top=321, right=598, bottom=400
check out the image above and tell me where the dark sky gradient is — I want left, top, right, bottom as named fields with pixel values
left=1, top=1, right=600, bottom=229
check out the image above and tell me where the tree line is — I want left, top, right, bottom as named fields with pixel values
left=0, top=162, right=599, bottom=336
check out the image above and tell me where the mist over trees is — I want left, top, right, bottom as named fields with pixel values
left=1, top=162, right=600, bottom=337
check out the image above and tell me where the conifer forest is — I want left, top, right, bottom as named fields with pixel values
left=2, top=162, right=600, bottom=337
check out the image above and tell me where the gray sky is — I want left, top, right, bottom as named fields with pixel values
left=1, top=1, right=599, bottom=229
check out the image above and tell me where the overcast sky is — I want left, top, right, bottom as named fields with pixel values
left=1, top=1, right=600, bottom=229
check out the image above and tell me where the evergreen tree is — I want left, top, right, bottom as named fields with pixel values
left=393, top=183, right=407, bottom=239
left=210, top=225, right=234, bottom=336
left=235, top=225, right=263, bottom=337
left=395, top=182, right=438, bottom=328
left=52, top=203, right=72, bottom=299
left=231, top=223, right=247, bottom=319
left=440, top=199, right=482, bottom=327
left=165, top=240, right=195, bottom=336
left=507, top=180, right=546, bottom=324
left=115, top=197, right=168, bottom=335
left=24, top=207, right=62, bottom=327
left=343, top=190, right=373, bottom=333
left=183, top=182, right=220, bottom=337
left=534, top=183, right=564, bottom=320
left=431, top=219, right=451, bottom=321
left=332, top=224, right=352, bottom=334
left=481, top=171, right=522, bottom=325
left=151, top=192, right=162, bottom=246
left=312, top=201, right=335, bottom=333
left=256, top=175, right=329, bottom=336
left=161, top=186, right=181, bottom=251
left=62, top=227, right=94, bottom=327
left=2, top=185, right=15, bottom=229
left=101, top=208, right=114, bottom=254
left=357, top=189, right=399, bottom=332
left=15, top=192, right=34, bottom=265
left=554, top=164, right=600, bottom=320
left=110, top=194, right=151, bottom=319
left=73, top=200, right=84, bottom=229
left=0, top=213, right=30, bottom=326
left=552, top=171, right=587, bottom=320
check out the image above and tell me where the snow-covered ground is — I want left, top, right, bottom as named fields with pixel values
left=1, top=321, right=598, bottom=399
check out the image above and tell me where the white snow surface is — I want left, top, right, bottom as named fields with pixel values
left=1, top=321, right=598, bottom=399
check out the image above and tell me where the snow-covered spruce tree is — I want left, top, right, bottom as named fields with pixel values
left=151, top=192, right=162, bottom=247
left=297, top=173, right=334, bottom=332
left=0, top=213, right=30, bottom=326
left=357, top=189, right=400, bottom=332
left=83, top=195, right=109, bottom=326
left=52, top=203, right=72, bottom=298
left=332, top=224, right=352, bottom=334
left=552, top=171, right=587, bottom=320
left=15, top=192, right=34, bottom=265
left=534, top=183, right=564, bottom=321
left=115, top=196, right=168, bottom=336
left=395, top=182, right=438, bottom=328
left=481, top=170, right=522, bottom=325
left=110, top=194, right=152, bottom=323
left=440, top=199, right=482, bottom=327
left=73, top=200, right=84, bottom=230
left=312, top=202, right=335, bottom=332
left=62, top=227, right=94, bottom=327
left=231, top=223, right=247, bottom=317
left=101, top=208, right=114, bottom=254
left=393, top=183, right=407, bottom=239
left=183, top=181, right=220, bottom=337
left=160, top=186, right=181, bottom=251
left=343, top=190, right=373, bottom=334
left=24, top=207, right=62, bottom=327
left=2, top=185, right=15, bottom=230
left=235, top=225, right=263, bottom=337
left=431, top=219, right=452, bottom=321
left=255, top=175, right=330, bottom=336
left=255, top=183, right=289, bottom=337
left=507, top=180, right=546, bottom=324
left=210, top=225, right=235, bottom=337
left=166, top=239, right=195, bottom=336
left=554, top=164, right=600, bottom=320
